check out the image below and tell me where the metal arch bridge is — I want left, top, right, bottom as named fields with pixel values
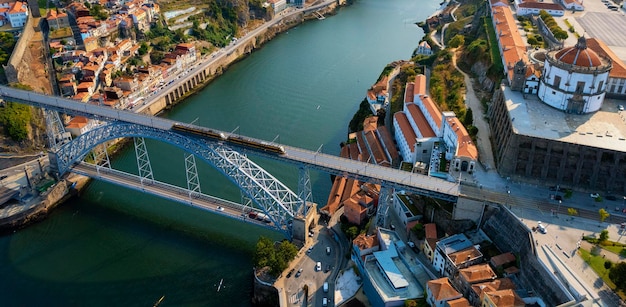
left=0, top=86, right=460, bottom=234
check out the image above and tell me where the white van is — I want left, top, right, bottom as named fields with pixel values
left=322, top=297, right=328, bottom=306
left=323, top=282, right=328, bottom=293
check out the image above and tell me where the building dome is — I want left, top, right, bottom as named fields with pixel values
left=554, top=37, right=602, bottom=67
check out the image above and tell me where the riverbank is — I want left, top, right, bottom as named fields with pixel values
left=0, top=2, right=342, bottom=233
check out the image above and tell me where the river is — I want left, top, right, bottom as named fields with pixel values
left=0, top=0, right=439, bottom=305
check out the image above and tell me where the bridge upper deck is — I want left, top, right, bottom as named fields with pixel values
left=0, top=85, right=459, bottom=200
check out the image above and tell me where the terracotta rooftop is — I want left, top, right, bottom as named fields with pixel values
left=554, top=37, right=603, bottom=68
left=471, top=278, right=516, bottom=299
left=482, top=289, right=525, bottom=307
left=353, top=233, right=379, bottom=250
left=586, top=37, right=626, bottom=79
left=448, top=246, right=482, bottom=265
left=418, top=95, right=442, bottom=132
left=394, top=112, right=417, bottom=152
left=459, top=264, right=497, bottom=284
left=404, top=82, right=415, bottom=103
left=447, top=297, right=471, bottom=307
left=427, top=278, right=462, bottom=302
left=414, top=74, right=427, bottom=96
left=490, top=252, right=516, bottom=268
left=407, top=103, right=436, bottom=138
left=447, top=116, right=478, bottom=159
left=425, top=223, right=437, bottom=239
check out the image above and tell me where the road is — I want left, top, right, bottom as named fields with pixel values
left=72, top=162, right=274, bottom=228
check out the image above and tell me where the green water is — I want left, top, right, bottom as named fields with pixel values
left=0, top=0, right=439, bottom=305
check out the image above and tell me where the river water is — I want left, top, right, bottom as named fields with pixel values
left=0, top=0, right=438, bottom=305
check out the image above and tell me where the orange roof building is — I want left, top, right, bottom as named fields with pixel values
left=426, top=278, right=463, bottom=307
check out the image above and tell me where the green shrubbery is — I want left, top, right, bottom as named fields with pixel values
left=253, top=236, right=298, bottom=277
left=539, top=10, right=568, bottom=40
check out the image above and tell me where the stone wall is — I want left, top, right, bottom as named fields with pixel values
left=3, top=17, right=37, bottom=84
left=141, top=5, right=339, bottom=116
left=480, top=205, right=571, bottom=305
left=0, top=179, right=69, bottom=230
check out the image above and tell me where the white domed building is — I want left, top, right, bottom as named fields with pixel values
left=538, top=37, right=612, bottom=114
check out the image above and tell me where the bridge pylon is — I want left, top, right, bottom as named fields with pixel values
left=134, top=137, right=154, bottom=186
left=298, top=166, right=312, bottom=216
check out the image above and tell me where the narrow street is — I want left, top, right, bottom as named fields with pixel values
left=451, top=50, right=497, bottom=172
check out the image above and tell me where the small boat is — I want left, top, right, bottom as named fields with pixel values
left=217, top=278, right=224, bottom=292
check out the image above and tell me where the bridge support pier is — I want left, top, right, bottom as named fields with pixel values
left=298, top=166, right=312, bottom=216
left=185, top=152, right=201, bottom=198
left=134, top=137, right=154, bottom=186
left=291, top=202, right=318, bottom=245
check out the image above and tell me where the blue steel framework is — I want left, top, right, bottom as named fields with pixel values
left=0, top=85, right=460, bottom=238
left=55, top=122, right=304, bottom=239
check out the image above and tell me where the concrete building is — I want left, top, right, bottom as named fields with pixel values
left=481, top=289, right=525, bottom=307
left=559, top=0, right=584, bottom=11
left=393, top=76, right=477, bottom=177
left=489, top=84, right=626, bottom=192
left=468, top=278, right=516, bottom=306
left=426, top=278, right=463, bottom=307
left=537, top=37, right=611, bottom=114
left=1, top=0, right=28, bottom=28
left=586, top=37, right=626, bottom=98
left=422, top=223, right=438, bottom=263
left=415, top=40, right=433, bottom=56
left=515, top=1, right=564, bottom=16
left=390, top=192, right=421, bottom=231
left=352, top=228, right=425, bottom=306
left=433, top=233, right=473, bottom=276
left=444, top=246, right=483, bottom=277
left=267, top=0, right=287, bottom=13
left=454, top=264, right=498, bottom=297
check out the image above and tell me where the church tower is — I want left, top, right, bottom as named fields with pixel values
left=511, top=60, right=527, bottom=92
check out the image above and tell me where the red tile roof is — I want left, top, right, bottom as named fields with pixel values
left=407, top=103, right=436, bottom=138
left=586, top=37, right=626, bottom=79
left=414, top=74, right=427, bottom=96
left=394, top=112, right=417, bottom=152
left=447, top=116, right=478, bottom=160
left=427, top=278, right=462, bottom=301
left=419, top=95, right=442, bottom=131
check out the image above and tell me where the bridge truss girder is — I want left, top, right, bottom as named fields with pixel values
left=54, top=121, right=303, bottom=238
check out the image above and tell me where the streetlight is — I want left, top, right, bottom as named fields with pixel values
left=557, top=200, right=562, bottom=217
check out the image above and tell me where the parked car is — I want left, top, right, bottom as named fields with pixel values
left=316, top=262, right=321, bottom=271
left=537, top=222, right=547, bottom=234
left=295, top=268, right=302, bottom=278
left=619, top=105, right=626, bottom=111
left=555, top=195, right=563, bottom=201
left=605, top=195, right=617, bottom=201
left=590, top=193, right=600, bottom=198
left=286, top=268, right=294, bottom=278
left=307, top=246, right=313, bottom=254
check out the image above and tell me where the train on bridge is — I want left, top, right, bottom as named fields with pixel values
left=171, top=123, right=286, bottom=155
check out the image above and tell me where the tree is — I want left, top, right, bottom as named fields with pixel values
left=253, top=236, right=275, bottom=269
left=599, top=208, right=610, bottom=223
left=448, top=35, right=465, bottom=48
left=463, top=108, right=473, bottom=126
left=609, top=262, right=626, bottom=291
left=604, top=260, right=613, bottom=272
left=138, top=42, right=149, bottom=55
left=412, top=223, right=425, bottom=240
left=567, top=207, right=578, bottom=216
left=599, top=229, right=609, bottom=243
left=346, top=226, right=358, bottom=240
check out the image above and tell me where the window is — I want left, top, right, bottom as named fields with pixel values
left=553, top=75, right=561, bottom=88
left=598, top=81, right=604, bottom=92
left=423, top=149, right=427, bottom=153
left=576, top=81, right=585, bottom=93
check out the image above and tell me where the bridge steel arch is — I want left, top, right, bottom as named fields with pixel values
left=55, top=121, right=303, bottom=238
